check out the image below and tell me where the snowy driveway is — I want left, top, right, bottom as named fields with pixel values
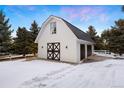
left=0, top=59, right=124, bottom=88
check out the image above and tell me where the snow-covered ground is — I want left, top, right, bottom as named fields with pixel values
left=0, top=58, right=124, bottom=88
left=94, top=52, right=124, bottom=59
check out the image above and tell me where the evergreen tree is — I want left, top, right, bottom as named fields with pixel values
left=13, top=27, right=32, bottom=56
left=29, top=20, right=39, bottom=56
left=109, top=19, right=124, bottom=55
left=101, top=19, right=124, bottom=55
left=87, top=25, right=97, bottom=41
left=0, top=10, right=13, bottom=54
left=87, top=25, right=104, bottom=50
left=30, top=21, right=39, bottom=41
left=101, top=29, right=111, bottom=50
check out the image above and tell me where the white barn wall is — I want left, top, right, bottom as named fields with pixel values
left=38, top=18, right=78, bottom=63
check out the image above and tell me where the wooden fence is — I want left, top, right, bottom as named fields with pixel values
left=0, top=54, right=34, bottom=61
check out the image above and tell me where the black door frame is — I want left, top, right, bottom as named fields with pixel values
left=87, top=45, right=92, bottom=57
left=47, top=42, right=60, bottom=61
left=80, top=44, right=85, bottom=60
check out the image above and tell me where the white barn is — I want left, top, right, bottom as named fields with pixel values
left=35, top=15, right=94, bottom=63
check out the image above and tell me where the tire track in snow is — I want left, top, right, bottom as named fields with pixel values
left=45, top=64, right=95, bottom=88
left=20, top=65, right=76, bottom=88
left=20, top=60, right=124, bottom=88
left=20, top=63, right=97, bottom=88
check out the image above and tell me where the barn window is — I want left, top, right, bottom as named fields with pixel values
left=50, top=22, right=56, bottom=34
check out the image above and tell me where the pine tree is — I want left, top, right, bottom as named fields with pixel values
left=13, top=27, right=31, bottom=56
left=109, top=19, right=124, bottom=55
left=0, top=10, right=13, bottom=54
left=30, top=21, right=39, bottom=41
left=87, top=25, right=97, bottom=41
left=101, top=29, right=111, bottom=50
left=29, top=20, right=39, bottom=56
left=87, top=25, right=104, bottom=50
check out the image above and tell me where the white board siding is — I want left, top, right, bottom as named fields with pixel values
left=38, top=18, right=78, bottom=63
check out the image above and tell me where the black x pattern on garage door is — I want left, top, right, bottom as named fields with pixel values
left=47, top=42, right=60, bottom=61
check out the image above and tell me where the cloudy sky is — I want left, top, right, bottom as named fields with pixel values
left=0, top=5, right=123, bottom=37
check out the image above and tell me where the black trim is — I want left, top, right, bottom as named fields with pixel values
left=87, top=45, right=92, bottom=56
left=80, top=44, right=85, bottom=60
left=47, top=42, right=60, bottom=61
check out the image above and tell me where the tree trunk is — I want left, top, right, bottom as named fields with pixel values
left=23, top=53, right=26, bottom=57
left=34, top=52, right=36, bottom=56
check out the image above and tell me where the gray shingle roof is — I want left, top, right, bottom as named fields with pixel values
left=61, top=18, right=94, bottom=43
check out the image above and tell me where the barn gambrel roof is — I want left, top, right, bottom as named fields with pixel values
left=35, top=15, right=94, bottom=43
